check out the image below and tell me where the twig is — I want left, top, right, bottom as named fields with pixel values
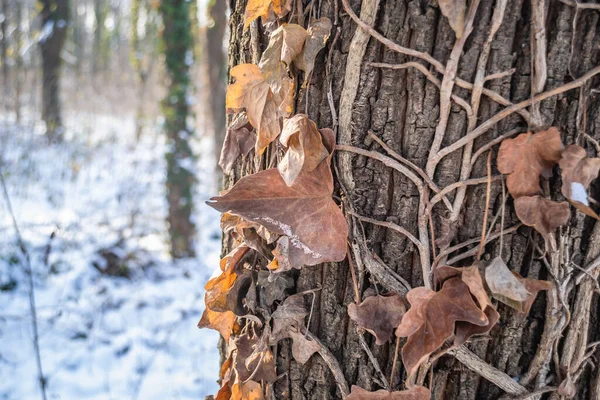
left=484, top=68, right=516, bottom=82
left=357, top=332, right=390, bottom=390
left=431, top=65, right=600, bottom=165
left=477, top=153, right=493, bottom=261
left=429, top=175, right=503, bottom=210
left=305, top=330, right=350, bottom=397
left=390, top=335, right=401, bottom=390
left=558, top=0, right=600, bottom=10
left=347, top=243, right=361, bottom=303
left=448, top=346, right=529, bottom=395
left=0, top=170, right=47, bottom=400
left=530, top=0, right=548, bottom=125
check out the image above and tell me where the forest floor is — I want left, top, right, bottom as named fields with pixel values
left=0, top=112, right=221, bottom=400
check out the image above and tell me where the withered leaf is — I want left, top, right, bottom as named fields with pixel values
left=271, top=292, right=308, bottom=333
left=198, top=308, right=238, bottom=341
left=288, top=330, right=320, bottom=364
left=257, top=271, right=294, bottom=306
left=496, top=272, right=553, bottom=314
left=514, top=195, right=570, bottom=237
left=395, top=287, right=436, bottom=338
left=438, top=0, right=466, bottom=38
left=559, top=144, right=600, bottom=219
left=399, top=277, right=488, bottom=378
left=348, top=294, right=406, bottom=345
left=221, top=213, right=278, bottom=245
left=278, top=115, right=330, bottom=186
left=219, top=125, right=256, bottom=174
left=347, top=385, right=431, bottom=400
left=485, top=256, right=531, bottom=303
left=497, top=128, right=564, bottom=198
left=293, top=17, right=332, bottom=86
left=226, top=64, right=281, bottom=153
left=437, top=265, right=499, bottom=346
left=231, top=380, right=265, bottom=400
left=233, top=333, right=277, bottom=383
left=435, top=215, right=458, bottom=249
left=244, top=0, right=292, bottom=28
left=205, top=245, right=250, bottom=313
left=207, top=129, right=347, bottom=269
left=259, top=24, right=307, bottom=87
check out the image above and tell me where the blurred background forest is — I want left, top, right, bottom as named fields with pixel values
left=0, top=0, right=227, bottom=398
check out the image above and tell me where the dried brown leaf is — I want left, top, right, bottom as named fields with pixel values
left=259, top=24, right=307, bottom=86
left=496, top=272, right=553, bottom=314
left=278, top=114, right=329, bottom=186
left=438, top=0, right=466, bottom=38
left=207, top=129, right=347, bottom=270
left=348, top=294, right=406, bottom=345
left=244, top=0, right=292, bottom=28
left=226, top=64, right=281, bottom=153
left=232, top=333, right=277, bottom=383
left=497, top=128, right=564, bottom=198
left=399, top=277, right=488, bottom=377
left=293, top=17, right=332, bottom=86
left=288, top=330, right=320, bottom=364
left=198, top=308, right=238, bottom=341
left=485, top=256, right=530, bottom=303
left=257, top=271, right=294, bottom=306
left=219, top=125, right=256, bottom=174
left=395, top=287, right=436, bottom=338
left=514, top=195, right=570, bottom=237
left=347, top=385, right=431, bottom=399
left=559, top=144, right=600, bottom=219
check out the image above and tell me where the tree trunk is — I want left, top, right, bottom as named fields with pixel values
left=39, top=0, right=69, bottom=141
left=1, top=0, right=9, bottom=112
left=219, top=0, right=600, bottom=399
left=160, top=0, right=196, bottom=259
left=206, top=0, right=227, bottom=168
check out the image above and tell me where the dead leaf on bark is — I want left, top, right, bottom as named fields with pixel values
left=198, top=308, right=238, bottom=341
left=207, top=129, right=347, bottom=269
left=259, top=24, right=307, bottom=87
left=435, top=215, right=458, bottom=249
left=204, top=245, right=251, bottom=313
left=559, top=144, right=600, bottom=219
left=438, top=0, right=466, bottom=39
left=219, top=125, right=256, bottom=174
left=226, top=64, right=281, bottom=153
left=232, top=333, right=277, bottom=383
left=257, top=271, right=294, bottom=306
left=278, top=114, right=329, bottom=186
left=348, top=294, right=406, bottom=345
left=288, top=330, right=320, bottom=364
left=485, top=256, right=531, bottom=304
left=497, top=128, right=564, bottom=198
left=437, top=265, right=499, bottom=345
left=514, top=195, right=570, bottom=237
left=221, top=213, right=279, bottom=245
left=398, top=277, right=488, bottom=378
left=293, top=17, right=332, bottom=86
left=347, top=385, right=431, bottom=399
left=244, top=0, right=292, bottom=28
left=395, top=287, right=436, bottom=338
left=231, top=380, right=265, bottom=400
left=496, top=272, right=553, bottom=314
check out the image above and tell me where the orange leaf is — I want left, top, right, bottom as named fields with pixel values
left=348, top=294, right=406, bottom=345
left=259, top=24, right=307, bottom=85
left=244, top=0, right=291, bottom=29
left=226, top=64, right=281, bottom=153
left=207, top=129, right=347, bottom=269
left=347, top=385, right=431, bottom=399
left=514, top=195, right=570, bottom=237
left=231, top=380, right=265, bottom=400
left=559, top=144, right=600, bottom=219
left=278, top=114, right=329, bottom=186
left=197, top=308, right=238, bottom=341
left=497, top=128, right=564, bottom=198
left=398, top=277, right=488, bottom=378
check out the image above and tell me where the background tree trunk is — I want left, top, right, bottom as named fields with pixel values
left=39, top=0, right=69, bottom=141
left=160, top=0, right=196, bottom=259
left=223, top=0, right=600, bottom=398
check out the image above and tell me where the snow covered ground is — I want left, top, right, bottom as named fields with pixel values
left=0, top=113, right=221, bottom=399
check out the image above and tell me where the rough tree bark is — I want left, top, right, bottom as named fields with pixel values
left=160, top=0, right=197, bottom=259
left=221, top=0, right=600, bottom=398
left=39, top=0, right=69, bottom=141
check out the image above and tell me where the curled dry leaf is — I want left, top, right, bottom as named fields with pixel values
left=233, top=333, right=277, bottom=383
left=198, top=308, right=238, bottom=342
left=347, top=294, right=406, bottom=345
left=221, top=213, right=278, bottom=245
left=437, top=265, right=499, bottom=346
left=438, top=0, right=466, bottom=38
left=398, top=277, right=488, bottom=378
left=559, top=144, right=600, bottom=219
left=226, top=64, right=281, bottom=153
left=259, top=24, right=307, bottom=87
left=497, top=128, right=564, bottom=198
left=347, top=385, right=431, bottom=399
left=278, top=114, right=329, bottom=186
left=257, top=271, right=294, bottom=306
left=485, top=256, right=530, bottom=304
left=395, top=287, right=436, bottom=338
left=219, top=125, right=256, bottom=174
left=205, top=245, right=251, bottom=313
left=293, top=17, right=332, bottom=86
left=207, top=129, right=347, bottom=270
left=244, top=0, right=292, bottom=28
left=514, top=195, right=570, bottom=237
left=499, top=272, right=553, bottom=314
